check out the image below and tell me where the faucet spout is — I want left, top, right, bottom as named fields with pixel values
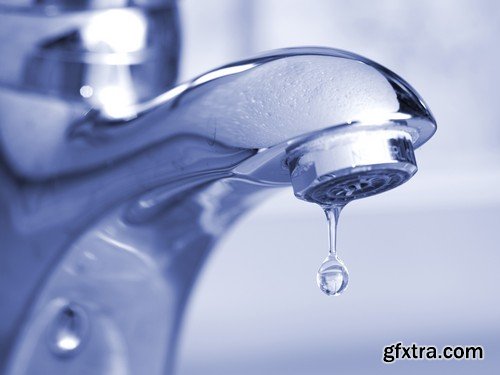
left=0, top=47, right=436, bottom=374
left=1, top=47, right=435, bottom=181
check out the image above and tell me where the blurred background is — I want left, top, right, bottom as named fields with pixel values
left=176, top=1, right=500, bottom=374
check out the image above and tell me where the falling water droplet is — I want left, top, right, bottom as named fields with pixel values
left=48, top=303, right=88, bottom=357
left=317, top=206, right=349, bottom=296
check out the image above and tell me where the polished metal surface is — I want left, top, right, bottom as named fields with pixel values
left=286, top=129, right=418, bottom=206
left=0, top=0, right=175, bottom=12
left=0, top=5, right=180, bottom=110
left=0, top=6, right=436, bottom=375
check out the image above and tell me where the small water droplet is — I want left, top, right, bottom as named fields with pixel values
left=79, top=85, right=93, bottom=98
left=47, top=303, right=88, bottom=357
left=317, top=254, right=349, bottom=296
left=317, top=205, right=349, bottom=296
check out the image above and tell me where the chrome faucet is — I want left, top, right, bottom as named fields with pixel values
left=0, top=2, right=436, bottom=374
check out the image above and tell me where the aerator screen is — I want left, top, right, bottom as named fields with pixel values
left=303, top=168, right=412, bottom=206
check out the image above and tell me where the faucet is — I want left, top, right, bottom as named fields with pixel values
left=0, top=2, right=436, bottom=374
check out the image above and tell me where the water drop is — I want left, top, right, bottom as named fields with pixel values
left=47, top=303, right=88, bottom=357
left=317, top=206, right=349, bottom=296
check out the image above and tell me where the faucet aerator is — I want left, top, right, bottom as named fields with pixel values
left=286, top=128, right=418, bottom=207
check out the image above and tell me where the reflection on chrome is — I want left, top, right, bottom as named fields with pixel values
left=0, top=3, right=435, bottom=375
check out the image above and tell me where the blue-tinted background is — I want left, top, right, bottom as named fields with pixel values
left=176, top=1, right=500, bottom=374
